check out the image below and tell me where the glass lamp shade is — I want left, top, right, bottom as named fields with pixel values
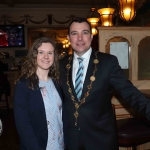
left=91, top=27, right=98, bottom=35
left=65, top=43, right=69, bottom=48
left=87, top=17, right=100, bottom=27
left=97, top=8, right=115, bottom=26
left=63, top=44, right=66, bottom=48
left=118, top=0, right=137, bottom=22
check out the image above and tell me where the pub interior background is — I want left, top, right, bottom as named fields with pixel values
left=0, top=0, right=150, bottom=149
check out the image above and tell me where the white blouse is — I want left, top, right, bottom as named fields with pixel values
left=39, top=79, right=64, bottom=150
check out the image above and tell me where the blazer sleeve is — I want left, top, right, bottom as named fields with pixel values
left=14, top=80, right=43, bottom=150
left=109, top=56, right=150, bottom=120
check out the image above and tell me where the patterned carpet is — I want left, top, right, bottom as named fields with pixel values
left=0, top=108, right=20, bottom=150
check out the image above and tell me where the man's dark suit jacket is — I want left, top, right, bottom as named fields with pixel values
left=14, top=78, right=63, bottom=150
left=60, top=50, right=150, bottom=150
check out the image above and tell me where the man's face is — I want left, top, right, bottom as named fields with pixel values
left=67, top=22, right=93, bottom=56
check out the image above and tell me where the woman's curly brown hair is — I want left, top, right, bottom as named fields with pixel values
left=17, top=37, right=60, bottom=90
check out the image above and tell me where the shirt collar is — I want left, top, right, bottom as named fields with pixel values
left=73, top=47, right=92, bottom=61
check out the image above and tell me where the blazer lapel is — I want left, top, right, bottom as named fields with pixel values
left=53, top=80, right=63, bottom=100
left=35, top=88, right=47, bottom=125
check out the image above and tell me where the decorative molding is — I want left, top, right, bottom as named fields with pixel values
left=0, top=15, right=12, bottom=24
left=0, top=14, right=77, bottom=25
left=0, top=14, right=47, bottom=25
left=53, top=15, right=76, bottom=24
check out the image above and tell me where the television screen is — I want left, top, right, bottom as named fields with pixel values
left=0, top=25, right=25, bottom=47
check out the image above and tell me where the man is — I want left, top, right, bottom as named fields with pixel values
left=59, top=18, right=150, bottom=150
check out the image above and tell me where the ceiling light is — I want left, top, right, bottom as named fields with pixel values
left=97, top=8, right=115, bottom=26
left=87, top=7, right=100, bottom=35
left=118, top=0, right=137, bottom=22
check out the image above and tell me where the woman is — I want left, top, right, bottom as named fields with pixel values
left=14, top=37, right=64, bottom=150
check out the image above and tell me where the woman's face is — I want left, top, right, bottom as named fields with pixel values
left=36, top=42, right=54, bottom=72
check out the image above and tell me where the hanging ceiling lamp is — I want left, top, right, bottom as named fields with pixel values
left=97, top=7, right=115, bottom=26
left=87, top=8, right=100, bottom=27
left=87, top=7, right=100, bottom=35
left=118, top=0, right=137, bottom=22
left=91, top=27, right=98, bottom=35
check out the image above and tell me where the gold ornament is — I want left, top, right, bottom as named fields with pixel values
left=94, top=59, right=99, bottom=64
left=87, top=85, right=92, bottom=89
left=66, top=64, right=71, bottom=69
left=90, top=76, right=95, bottom=81
left=85, top=92, right=89, bottom=97
left=71, top=96, right=75, bottom=100
left=74, top=111, right=79, bottom=118
left=68, top=88, right=72, bottom=92
left=81, top=99, right=85, bottom=104
left=66, top=81, right=70, bottom=86
left=75, top=103, right=79, bottom=109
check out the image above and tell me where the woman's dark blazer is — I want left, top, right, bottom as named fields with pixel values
left=60, top=50, right=150, bottom=150
left=14, top=78, right=63, bottom=150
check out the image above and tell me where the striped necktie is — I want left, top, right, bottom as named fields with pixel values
left=75, top=57, right=84, bottom=101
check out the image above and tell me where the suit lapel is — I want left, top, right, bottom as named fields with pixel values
left=61, top=55, right=78, bottom=102
left=69, top=55, right=79, bottom=101
left=81, top=50, right=96, bottom=98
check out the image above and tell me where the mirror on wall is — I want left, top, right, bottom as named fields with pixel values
left=28, top=28, right=72, bottom=59
left=105, top=37, right=130, bottom=79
